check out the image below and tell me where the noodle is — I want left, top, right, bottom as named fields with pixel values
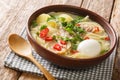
left=30, top=12, right=110, bottom=58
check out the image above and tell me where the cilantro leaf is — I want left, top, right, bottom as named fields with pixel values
left=32, top=20, right=38, bottom=27
left=52, top=35, right=57, bottom=42
left=100, top=50, right=108, bottom=54
left=47, top=15, right=56, bottom=22
left=61, top=22, right=67, bottom=27
left=71, top=44, right=78, bottom=50
left=40, top=25, right=47, bottom=30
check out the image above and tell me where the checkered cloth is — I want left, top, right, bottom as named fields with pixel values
left=4, top=29, right=116, bottom=80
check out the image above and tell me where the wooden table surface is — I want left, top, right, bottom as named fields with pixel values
left=0, top=0, right=120, bottom=80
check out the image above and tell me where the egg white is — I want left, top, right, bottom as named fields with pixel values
left=77, top=39, right=101, bottom=58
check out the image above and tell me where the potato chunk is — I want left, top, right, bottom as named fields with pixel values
left=36, top=14, right=50, bottom=24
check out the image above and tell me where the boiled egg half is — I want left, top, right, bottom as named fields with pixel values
left=77, top=39, right=101, bottom=58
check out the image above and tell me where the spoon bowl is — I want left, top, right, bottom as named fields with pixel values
left=8, top=34, right=31, bottom=57
left=8, top=34, right=55, bottom=80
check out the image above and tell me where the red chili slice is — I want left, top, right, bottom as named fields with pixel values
left=45, top=36, right=53, bottom=41
left=84, top=36, right=89, bottom=40
left=40, top=28, right=49, bottom=38
left=105, top=37, right=110, bottom=41
left=53, top=44, right=61, bottom=51
left=60, top=40, right=67, bottom=45
left=93, top=27, right=99, bottom=33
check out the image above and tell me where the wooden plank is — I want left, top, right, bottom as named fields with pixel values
left=41, top=0, right=83, bottom=6
left=110, top=0, right=120, bottom=80
left=18, top=73, right=46, bottom=80
left=81, top=0, right=114, bottom=21
left=0, top=0, right=30, bottom=80
left=0, top=0, right=48, bottom=79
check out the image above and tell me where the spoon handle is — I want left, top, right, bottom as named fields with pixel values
left=28, top=54, right=56, bottom=80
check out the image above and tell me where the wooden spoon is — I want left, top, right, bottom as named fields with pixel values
left=8, top=34, right=55, bottom=80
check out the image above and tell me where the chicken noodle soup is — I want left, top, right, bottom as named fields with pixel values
left=30, top=12, right=110, bottom=58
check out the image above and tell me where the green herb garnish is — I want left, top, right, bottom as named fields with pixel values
left=60, top=16, right=86, bottom=50
left=71, top=44, right=78, bottom=50
left=61, top=22, right=67, bottom=26
left=47, top=17, right=53, bottom=22
left=52, top=35, right=57, bottom=42
left=36, top=32, right=39, bottom=36
left=63, top=19, right=85, bottom=40
left=100, top=50, right=108, bottom=54
left=62, top=37, right=71, bottom=41
left=65, top=27, right=74, bottom=34
left=73, top=16, right=85, bottom=23
left=73, top=26, right=85, bottom=33
left=40, top=25, right=47, bottom=30
left=59, top=17, right=65, bottom=22
left=32, top=20, right=38, bottom=27
left=50, top=15, right=56, bottom=19
left=47, top=15, right=56, bottom=22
